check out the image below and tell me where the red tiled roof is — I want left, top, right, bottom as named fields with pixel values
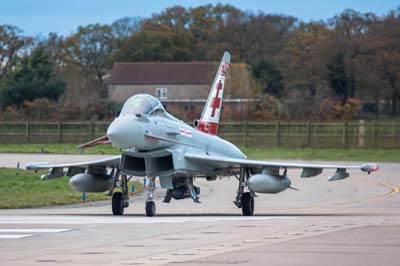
left=110, top=62, right=216, bottom=85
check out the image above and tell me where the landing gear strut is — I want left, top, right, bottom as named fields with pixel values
left=234, top=167, right=255, bottom=216
left=186, top=177, right=201, bottom=203
left=112, top=174, right=129, bottom=215
left=145, top=177, right=156, bottom=217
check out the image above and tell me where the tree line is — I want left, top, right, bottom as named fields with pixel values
left=0, top=4, right=399, bottom=121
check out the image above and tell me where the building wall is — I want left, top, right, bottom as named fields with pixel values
left=109, top=84, right=210, bottom=102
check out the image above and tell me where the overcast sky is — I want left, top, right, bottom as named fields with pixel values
left=1, top=0, right=399, bottom=36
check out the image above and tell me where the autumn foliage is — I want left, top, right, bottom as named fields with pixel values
left=1, top=5, right=400, bottom=121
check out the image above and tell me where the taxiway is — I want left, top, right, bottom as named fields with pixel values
left=0, top=154, right=399, bottom=265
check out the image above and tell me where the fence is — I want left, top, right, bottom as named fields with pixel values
left=0, top=121, right=399, bottom=148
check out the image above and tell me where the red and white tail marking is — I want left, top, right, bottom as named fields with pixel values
left=196, top=52, right=231, bottom=135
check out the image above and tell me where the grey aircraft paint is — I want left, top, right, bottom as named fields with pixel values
left=26, top=52, right=379, bottom=217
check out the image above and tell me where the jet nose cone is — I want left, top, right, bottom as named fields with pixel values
left=107, top=117, right=139, bottom=148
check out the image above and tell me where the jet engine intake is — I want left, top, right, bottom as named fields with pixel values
left=69, top=173, right=113, bottom=193
left=247, top=173, right=291, bottom=193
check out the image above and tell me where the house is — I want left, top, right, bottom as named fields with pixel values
left=109, top=62, right=256, bottom=121
left=109, top=62, right=215, bottom=100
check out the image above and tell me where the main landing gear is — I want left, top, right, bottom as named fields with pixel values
left=112, top=174, right=130, bottom=215
left=241, top=192, right=254, bottom=216
left=111, top=172, right=157, bottom=217
left=233, top=167, right=255, bottom=216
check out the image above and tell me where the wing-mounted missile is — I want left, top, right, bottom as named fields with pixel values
left=38, top=166, right=85, bottom=180
left=328, top=168, right=349, bottom=181
left=41, top=167, right=64, bottom=180
left=301, top=168, right=323, bottom=178
left=65, top=166, right=86, bottom=177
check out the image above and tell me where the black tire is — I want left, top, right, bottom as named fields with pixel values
left=241, top=192, right=254, bottom=216
left=145, top=201, right=156, bottom=217
left=112, top=192, right=124, bottom=215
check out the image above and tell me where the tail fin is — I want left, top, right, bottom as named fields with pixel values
left=195, top=52, right=231, bottom=135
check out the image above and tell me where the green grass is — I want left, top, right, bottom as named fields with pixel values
left=0, top=143, right=120, bottom=154
left=241, top=147, right=399, bottom=162
left=0, top=144, right=397, bottom=162
left=0, top=168, right=143, bottom=209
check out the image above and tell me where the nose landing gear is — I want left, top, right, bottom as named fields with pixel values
left=145, top=177, right=156, bottom=217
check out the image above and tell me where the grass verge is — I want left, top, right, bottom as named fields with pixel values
left=0, top=143, right=119, bottom=155
left=0, top=168, right=143, bottom=209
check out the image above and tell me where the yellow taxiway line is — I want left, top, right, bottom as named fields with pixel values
left=379, top=182, right=400, bottom=199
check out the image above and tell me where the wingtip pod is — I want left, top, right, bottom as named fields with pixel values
left=222, top=51, right=231, bottom=64
left=361, top=163, right=379, bottom=173
left=26, top=162, right=49, bottom=171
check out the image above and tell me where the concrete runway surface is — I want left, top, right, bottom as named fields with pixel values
left=0, top=154, right=399, bottom=266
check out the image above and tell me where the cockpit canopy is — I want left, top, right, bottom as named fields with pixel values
left=120, top=94, right=165, bottom=116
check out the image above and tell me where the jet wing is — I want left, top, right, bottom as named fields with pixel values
left=184, top=153, right=378, bottom=179
left=26, top=156, right=121, bottom=180
left=26, top=155, right=121, bottom=170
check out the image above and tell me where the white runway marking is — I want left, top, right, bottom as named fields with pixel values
left=0, top=234, right=33, bottom=239
left=0, top=216, right=293, bottom=225
left=0, top=229, right=72, bottom=233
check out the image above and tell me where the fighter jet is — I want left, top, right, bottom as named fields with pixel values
left=27, top=52, right=379, bottom=217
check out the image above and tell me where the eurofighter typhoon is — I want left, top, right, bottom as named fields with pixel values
left=27, top=52, right=379, bottom=217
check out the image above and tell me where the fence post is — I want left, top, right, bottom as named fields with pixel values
left=243, top=122, right=248, bottom=147
left=275, top=121, right=280, bottom=147
left=25, top=121, right=30, bottom=143
left=306, top=122, right=310, bottom=147
left=89, top=121, right=94, bottom=140
left=57, top=122, right=61, bottom=143
left=372, top=121, right=376, bottom=147
left=342, top=121, right=346, bottom=147
left=358, top=120, right=365, bottom=147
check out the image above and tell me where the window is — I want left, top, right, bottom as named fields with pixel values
left=120, top=94, right=165, bottom=116
left=184, top=104, right=195, bottom=111
left=151, top=108, right=165, bottom=116
left=155, top=88, right=168, bottom=100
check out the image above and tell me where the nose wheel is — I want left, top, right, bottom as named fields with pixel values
left=145, top=200, right=156, bottom=217
left=145, top=177, right=156, bottom=217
